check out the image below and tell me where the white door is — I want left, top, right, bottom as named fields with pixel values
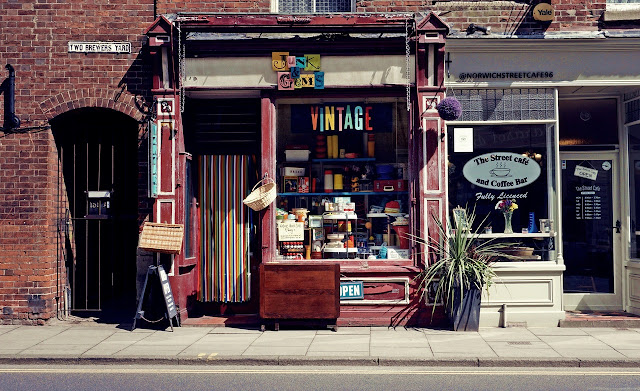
left=561, top=151, right=623, bottom=310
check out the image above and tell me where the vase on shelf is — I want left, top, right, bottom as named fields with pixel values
left=503, top=211, right=513, bottom=234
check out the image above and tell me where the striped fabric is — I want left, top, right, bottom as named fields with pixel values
left=198, top=155, right=250, bottom=302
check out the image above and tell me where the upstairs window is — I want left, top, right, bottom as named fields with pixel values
left=275, top=0, right=354, bottom=13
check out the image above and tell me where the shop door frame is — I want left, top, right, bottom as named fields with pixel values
left=560, top=150, right=623, bottom=311
left=624, top=120, right=640, bottom=316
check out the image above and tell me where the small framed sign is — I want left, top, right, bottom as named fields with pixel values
left=452, top=207, right=469, bottom=231
left=278, top=221, right=305, bottom=241
left=283, top=176, right=298, bottom=193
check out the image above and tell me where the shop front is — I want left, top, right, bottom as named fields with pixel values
left=146, top=13, right=450, bottom=326
left=446, top=36, right=640, bottom=326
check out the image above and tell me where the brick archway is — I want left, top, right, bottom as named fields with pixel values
left=39, top=87, right=148, bottom=123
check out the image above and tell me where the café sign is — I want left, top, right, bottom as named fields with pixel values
left=463, top=152, right=541, bottom=190
left=68, top=42, right=131, bottom=54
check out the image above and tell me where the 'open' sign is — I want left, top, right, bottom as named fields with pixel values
left=340, top=281, right=364, bottom=300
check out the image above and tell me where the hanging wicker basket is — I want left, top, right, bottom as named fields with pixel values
left=138, top=222, right=184, bottom=254
left=243, top=176, right=277, bottom=211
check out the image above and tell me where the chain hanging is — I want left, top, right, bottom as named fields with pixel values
left=405, top=18, right=411, bottom=112
left=177, top=21, right=185, bottom=114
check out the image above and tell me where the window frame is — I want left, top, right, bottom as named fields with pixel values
left=271, top=0, right=356, bottom=13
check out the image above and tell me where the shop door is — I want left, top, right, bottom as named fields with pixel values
left=561, top=151, right=623, bottom=310
left=53, top=108, right=138, bottom=315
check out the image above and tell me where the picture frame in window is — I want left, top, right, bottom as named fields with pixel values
left=452, top=207, right=470, bottom=232
left=283, top=176, right=299, bottom=193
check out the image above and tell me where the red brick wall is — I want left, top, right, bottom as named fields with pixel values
left=156, top=0, right=603, bottom=33
left=0, top=0, right=154, bottom=324
left=0, top=131, right=58, bottom=324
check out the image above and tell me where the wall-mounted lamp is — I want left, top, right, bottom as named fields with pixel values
left=466, top=24, right=491, bottom=35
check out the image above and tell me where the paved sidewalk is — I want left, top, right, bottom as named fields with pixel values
left=2, top=323, right=640, bottom=367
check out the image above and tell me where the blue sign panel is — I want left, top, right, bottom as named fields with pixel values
left=340, top=281, right=364, bottom=300
left=148, top=121, right=159, bottom=198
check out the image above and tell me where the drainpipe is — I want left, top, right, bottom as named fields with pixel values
left=3, top=64, right=20, bottom=130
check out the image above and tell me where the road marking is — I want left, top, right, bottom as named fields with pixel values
left=1, top=368, right=640, bottom=376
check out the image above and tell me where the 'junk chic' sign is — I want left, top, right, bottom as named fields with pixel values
left=272, top=52, right=324, bottom=90
left=462, top=152, right=541, bottom=190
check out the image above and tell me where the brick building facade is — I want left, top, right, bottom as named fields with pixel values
left=0, top=0, right=635, bottom=325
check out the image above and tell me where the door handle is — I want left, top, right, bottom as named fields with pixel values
left=613, top=220, right=621, bottom=233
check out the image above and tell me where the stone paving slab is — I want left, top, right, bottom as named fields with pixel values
left=536, top=335, right=614, bottom=349
left=114, top=345, right=189, bottom=356
left=317, top=327, right=370, bottom=335
left=369, top=347, right=434, bottom=357
left=478, top=327, right=540, bottom=342
left=38, top=328, right=117, bottom=345
left=527, top=327, right=589, bottom=336
left=552, top=349, right=626, bottom=359
left=242, top=346, right=309, bottom=356
left=20, top=344, right=94, bottom=356
left=308, top=334, right=370, bottom=352
left=486, top=341, right=562, bottom=358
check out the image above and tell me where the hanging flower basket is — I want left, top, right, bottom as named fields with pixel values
left=436, top=97, right=462, bottom=121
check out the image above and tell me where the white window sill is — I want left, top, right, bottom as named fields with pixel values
left=604, top=3, right=640, bottom=21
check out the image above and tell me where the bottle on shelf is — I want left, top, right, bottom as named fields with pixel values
left=324, top=169, right=333, bottom=192
left=367, top=134, right=375, bottom=158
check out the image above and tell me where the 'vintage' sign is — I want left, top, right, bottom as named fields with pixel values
left=68, top=42, right=131, bottom=54
left=462, top=152, right=541, bottom=190
left=290, top=103, right=392, bottom=133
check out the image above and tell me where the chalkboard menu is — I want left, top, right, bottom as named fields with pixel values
left=132, top=265, right=180, bottom=331
left=157, top=265, right=177, bottom=319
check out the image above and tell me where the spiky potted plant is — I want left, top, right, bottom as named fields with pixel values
left=410, top=208, right=515, bottom=331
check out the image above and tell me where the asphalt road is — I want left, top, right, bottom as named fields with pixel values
left=2, top=365, right=640, bottom=391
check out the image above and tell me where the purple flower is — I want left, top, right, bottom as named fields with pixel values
left=436, top=97, right=462, bottom=121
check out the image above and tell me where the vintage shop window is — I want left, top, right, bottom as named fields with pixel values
left=448, top=124, right=558, bottom=262
left=274, top=0, right=354, bottom=13
left=275, top=99, right=410, bottom=261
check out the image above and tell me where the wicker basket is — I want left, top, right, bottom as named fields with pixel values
left=243, top=176, right=277, bottom=211
left=138, top=222, right=184, bottom=254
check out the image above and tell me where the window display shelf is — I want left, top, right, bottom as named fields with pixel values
left=280, top=191, right=408, bottom=197
left=367, top=213, right=404, bottom=218
left=322, top=212, right=358, bottom=220
left=322, top=247, right=359, bottom=253
left=470, top=232, right=555, bottom=239
left=311, top=158, right=376, bottom=163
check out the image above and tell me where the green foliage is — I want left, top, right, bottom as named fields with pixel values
left=410, top=208, right=516, bottom=316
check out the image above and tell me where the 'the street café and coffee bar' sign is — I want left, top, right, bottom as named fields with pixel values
left=272, top=52, right=324, bottom=90
left=463, top=152, right=541, bottom=190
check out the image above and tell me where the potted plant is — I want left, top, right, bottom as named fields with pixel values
left=410, top=208, right=515, bottom=331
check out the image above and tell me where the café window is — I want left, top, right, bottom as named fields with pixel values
left=447, top=124, right=558, bottom=261
left=274, top=0, right=354, bottom=13
left=275, top=99, right=409, bottom=261
left=629, top=124, right=640, bottom=258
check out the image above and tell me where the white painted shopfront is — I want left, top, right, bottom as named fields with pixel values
left=445, top=37, right=640, bottom=326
